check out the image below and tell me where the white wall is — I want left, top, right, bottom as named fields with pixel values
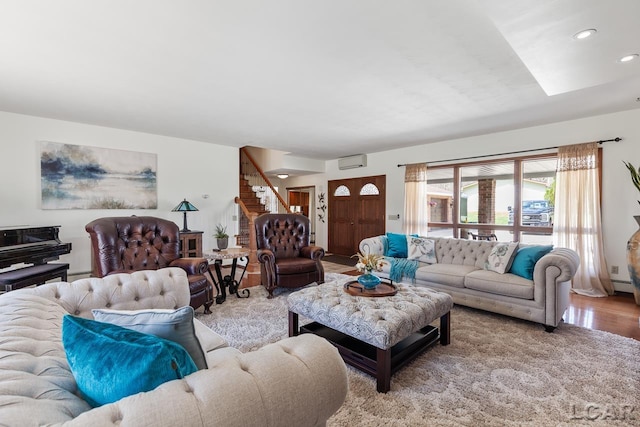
left=293, top=108, right=640, bottom=291
left=0, top=111, right=239, bottom=277
left=4, top=108, right=639, bottom=291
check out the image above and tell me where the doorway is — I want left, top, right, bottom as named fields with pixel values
left=328, top=175, right=386, bottom=256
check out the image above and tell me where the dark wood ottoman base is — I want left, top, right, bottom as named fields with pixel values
left=289, top=311, right=450, bottom=393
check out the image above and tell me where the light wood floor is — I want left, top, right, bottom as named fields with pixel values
left=325, top=263, right=640, bottom=341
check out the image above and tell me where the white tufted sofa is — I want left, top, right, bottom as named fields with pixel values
left=0, top=268, right=348, bottom=427
left=360, top=236, right=580, bottom=331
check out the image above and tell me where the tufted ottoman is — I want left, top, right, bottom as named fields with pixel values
left=288, top=277, right=453, bottom=392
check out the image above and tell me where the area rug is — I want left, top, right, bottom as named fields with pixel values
left=196, top=273, right=640, bottom=426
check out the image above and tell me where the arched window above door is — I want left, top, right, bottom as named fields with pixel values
left=334, top=185, right=351, bottom=196
left=359, top=183, right=380, bottom=196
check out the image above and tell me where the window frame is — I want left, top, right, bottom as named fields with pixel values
left=427, top=152, right=559, bottom=241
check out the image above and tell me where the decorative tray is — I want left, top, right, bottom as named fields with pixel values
left=343, top=280, right=397, bottom=297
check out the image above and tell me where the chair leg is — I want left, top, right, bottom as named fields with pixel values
left=203, top=301, right=212, bottom=314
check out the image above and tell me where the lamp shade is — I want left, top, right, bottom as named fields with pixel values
left=172, top=199, right=199, bottom=212
left=172, top=199, right=198, bottom=232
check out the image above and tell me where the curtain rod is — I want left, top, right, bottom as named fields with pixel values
left=397, top=137, right=622, bottom=167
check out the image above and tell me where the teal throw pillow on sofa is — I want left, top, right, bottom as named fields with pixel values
left=92, top=306, right=208, bottom=370
left=62, top=315, right=198, bottom=407
left=509, top=245, right=554, bottom=280
left=385, top=232, right=417, bottom=258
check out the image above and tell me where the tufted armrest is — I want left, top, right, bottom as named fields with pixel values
left=27, top=268, right=191, bottom=319
left=169, top=258, right=208, bottom=275
left=534, top=248, right=580, bottom=284
left=359, top=236, right=385, bottom=256
left=300, top=245, right=325, bottom=260
left=257, top=248, right=276, bottom=265
left=54, top=334, right=348, bottom=427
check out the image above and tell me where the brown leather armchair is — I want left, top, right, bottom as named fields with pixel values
left=85, top=216, right=213, bottom=313
left=255, top=213, right=324, bottom=298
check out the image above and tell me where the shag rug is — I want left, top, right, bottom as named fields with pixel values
left=196, top=273, right=640, bottom=426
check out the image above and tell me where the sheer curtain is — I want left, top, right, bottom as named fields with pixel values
left=554, top=142, right=613, bottom=296
left=403, top=163, right=428, bottom=236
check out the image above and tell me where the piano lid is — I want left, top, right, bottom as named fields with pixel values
left=0, top=225, right=71, bottom=268
left=0, top=225, right=63, bottom=231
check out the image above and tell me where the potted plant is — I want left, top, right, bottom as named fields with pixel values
left=623, top=161, right=640, bottom=305
left=214, top=224, right=229, bottom=250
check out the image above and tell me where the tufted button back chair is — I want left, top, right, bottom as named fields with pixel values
left=255, top=213, right=325, bottom=298
left=85, top=216, right=213, bottom=313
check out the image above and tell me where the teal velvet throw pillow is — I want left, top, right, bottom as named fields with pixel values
left=385, top=232, right=418, bottom=258
left=62, top=315, right=198, bottom=407
left=509, top=245, right=554, bottom=280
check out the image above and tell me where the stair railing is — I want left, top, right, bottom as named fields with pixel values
left=240, top=147, right=292, bottom=214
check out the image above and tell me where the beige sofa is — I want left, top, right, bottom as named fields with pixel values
left=359, top=236, right=579, bottom=331
left=0, top=268, right=348, bottom=427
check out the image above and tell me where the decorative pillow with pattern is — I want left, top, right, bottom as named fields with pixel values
left=484, top=242, right=519, bottom=274
left=407, top=237, right=437, bottom=264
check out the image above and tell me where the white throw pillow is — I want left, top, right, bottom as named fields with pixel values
left=484, top=242, right=519, bottom=274
left=407, top=236, right=437, bottom=264
left=92, top=306, right=207, bottom=370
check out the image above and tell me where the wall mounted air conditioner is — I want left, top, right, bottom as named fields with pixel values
left=338, top=154, right=367, bottom=170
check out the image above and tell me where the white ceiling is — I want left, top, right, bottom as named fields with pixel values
left=1, top=0, right=639, bottom=160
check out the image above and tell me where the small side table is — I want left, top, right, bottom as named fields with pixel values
left=179, top=231, right=203, bottom=258
left=203, top=248, right=250, bottom=304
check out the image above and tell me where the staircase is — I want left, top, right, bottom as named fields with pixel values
left=236, top=175, right=270, bottom=247
left=234, top=147, right=292, bottom=288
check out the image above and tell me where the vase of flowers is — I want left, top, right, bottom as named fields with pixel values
left=623, top=162, right=640, bottom=305
left=352, top=251, right=386, bottom=289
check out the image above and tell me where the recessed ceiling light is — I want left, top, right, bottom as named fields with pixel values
left=573, top=29, right=597, bottom=40
left=276, top=174, right=289, bottom=179
left=618, top=54, right=639, bottom=63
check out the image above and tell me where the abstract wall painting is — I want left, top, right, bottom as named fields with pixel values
left=40, top=141, right=157, bottom=209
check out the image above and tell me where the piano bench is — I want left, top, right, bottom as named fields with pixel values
left=0, top=263, right=69, bottom=292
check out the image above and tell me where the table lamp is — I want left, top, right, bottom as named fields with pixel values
left=172, top=199, right=198, bottom=232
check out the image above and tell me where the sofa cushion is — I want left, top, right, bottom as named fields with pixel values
left=509, top=245, right=554, bottom=280
left=92, top=306, right=208, bottom=370
left=62, top=315, right=198, bottom=407
left=407, top=236, right=437, bottom=264
left=465, top=269, right=534, bottom=299
left=415, top=264, right=479, bottom=288
left=484, top=242, right=519, bottom=274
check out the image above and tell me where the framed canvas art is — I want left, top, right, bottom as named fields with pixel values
left=40, top=141, right=158, bottom=209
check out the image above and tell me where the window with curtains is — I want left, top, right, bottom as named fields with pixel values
left=426, top=153, right=565, bottom=243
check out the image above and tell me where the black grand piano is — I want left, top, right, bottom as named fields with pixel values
left=0, top=225, right=72, bottom=292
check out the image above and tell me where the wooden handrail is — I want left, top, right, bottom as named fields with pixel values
left=235, top=196, right=252, bottom=218
left=240, top=147, right=291, bottom=213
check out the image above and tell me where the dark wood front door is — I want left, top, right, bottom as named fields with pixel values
left=328, top=175, right=386, bottom=256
